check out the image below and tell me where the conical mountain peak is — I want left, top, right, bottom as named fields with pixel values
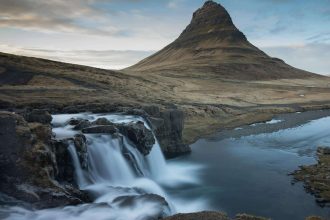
left=127, top=1, right=314, bottom=80
left=191, top=1, right=234, bottom=29
left=177, top=0, right=247, bottom=46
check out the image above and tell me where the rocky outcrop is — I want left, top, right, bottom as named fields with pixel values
left=140, top=105, right=191, bottom=158
left=0, top=111, right=90, bottom=209
left=51, top=139, right=75, bottom=183
left=24, top=109, right=52, bottom=124
left=291, top=147, right=330, bottom=207
left=118, top=121, right=155, bottom=156
left=82, top=125, right=117, bottom=134
left=164, top=211, right=270, bottom=220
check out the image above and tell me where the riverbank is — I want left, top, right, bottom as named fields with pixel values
left=292, top=147, right=330, bottom=207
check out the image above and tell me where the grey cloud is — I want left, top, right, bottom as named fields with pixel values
left=0, top=0, right=128, bottom=36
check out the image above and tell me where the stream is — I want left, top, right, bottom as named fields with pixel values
left=1, top=110, right=330, bottom=220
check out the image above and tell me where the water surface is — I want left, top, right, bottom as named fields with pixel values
left=178, top=110, right=330, bottom=219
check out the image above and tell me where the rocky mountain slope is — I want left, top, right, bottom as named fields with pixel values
left=127, top=1, right=317, bottom=80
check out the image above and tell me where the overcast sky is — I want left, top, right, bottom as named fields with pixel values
left=0, top=0, right=329, bottom=74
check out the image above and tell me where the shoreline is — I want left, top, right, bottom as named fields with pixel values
left=182, top=102, right=330, bottom=145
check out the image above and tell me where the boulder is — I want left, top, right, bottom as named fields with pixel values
left=82, top=125, right=117, bottom=134
left=93, top=117, right=113, bottom=125
left=112, top=194, right=170, bottom=219
left=118, top=121, right=155, bottom=155
left=73, top=119, right=92, bottom=130
left=24, top=109, right=52, bottom=124
left=68, top=118, right=81, bottom=126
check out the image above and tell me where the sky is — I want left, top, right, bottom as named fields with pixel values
left=0, top=0, right=329, bottom=74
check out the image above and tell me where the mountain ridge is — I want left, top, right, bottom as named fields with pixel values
left=127, top=0, right=318, bottom=80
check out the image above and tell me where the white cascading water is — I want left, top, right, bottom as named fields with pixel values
left=1, top=113, right=206, bottom=220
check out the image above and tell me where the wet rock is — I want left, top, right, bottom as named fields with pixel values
left=93, top=117, right=112, bottom=125
left=0, top=111, right=89, bottom=208
left=113, top=194, right=170, bottom=219
left=153, top=108, right=191, bottom=158
left=235, top=214, right=270, bottom=220
left=68, top=118, right=81, bottom=126
left=73, top=134, right=88, bottom=169
left=305, top=216, right=325, bottom=220
left=73, top=119, right=92, bottom=130
left=164, top=211, right=270, bottom=220
left=24, top=109, right=52, bottom=124
left=317, top=147, right=330, bottom=155
left=82, top=125, right=117, bottom=134
left=292, top=146, right=330, bottom=207
left=51, top=139, right=74, bottom=183
left=118, top=121, right=155, bottom=155
left=164, top=211, right=230, bottom=220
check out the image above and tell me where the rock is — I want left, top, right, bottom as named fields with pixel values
left=292, top=146, right=330, bottom=207
left=82, top=125, right=117, bottom=134
left=164, top=211, right=270, bottom=220
left=164, top=211, right=230, bottom=220
left=112, top=194, right=170, bottom=219
left=305, top=216, right=325, bottom=220
left=68, top=118, right=81, bottom=126
left=73, top=119, right=92, bottom=130
left=93, top=117, right=112, bottom=125
left=51, top=139, right=74, bottom=183
left=235, top=214, right=270, bottom=220
left=317, top=147, right=330, bottom=155
left=0, top=111, right=89, bottom=208
left=118, top=121, right=155, bottom=155
left=73, top=134, right=88, bottom=169
left=153, top=108, right=191, bottom=158
left=24, top=109, right=52, bottom=124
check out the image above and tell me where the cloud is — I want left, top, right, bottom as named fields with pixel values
left=0, top=0, right=127, bottom=36
left=0, top=44, right=154, bottom=69
left=262, top=43, right=330, bottom=75
left=167, top=0, right=185, bottom=9
left=307, top=32, right=330, bottom=44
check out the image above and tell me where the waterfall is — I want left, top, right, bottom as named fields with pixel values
left=1, top=113, right=205, bottom=220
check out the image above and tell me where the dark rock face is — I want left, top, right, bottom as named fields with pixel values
left=145, top=106, right=191, bottom=158
left=73, top=119, right=92, bottom=130
left=52, top=139, right=74, bottom=183
left=0, top=111, right=90, bottom=209
left=178, top=0, right=246, bottom=44
left=24, top=109, right=52, bottom=124
left=82, top=125, right=117, bottom=134
left=73, top=134, right=88, bottom=169
left=118, top=121, right=155, bottom=156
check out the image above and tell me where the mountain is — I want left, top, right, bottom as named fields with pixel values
left=0, top=1, right=330, bottom=146
left=127, top=1, right=317, bottom=80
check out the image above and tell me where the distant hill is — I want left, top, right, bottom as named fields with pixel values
left=127, top=1, right=319, bottom=80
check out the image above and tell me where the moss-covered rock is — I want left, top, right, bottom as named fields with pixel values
left=292, top=147, right=330, bottom=207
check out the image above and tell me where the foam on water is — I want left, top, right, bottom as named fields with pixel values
left=0, top=113, right=205, bottom=220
